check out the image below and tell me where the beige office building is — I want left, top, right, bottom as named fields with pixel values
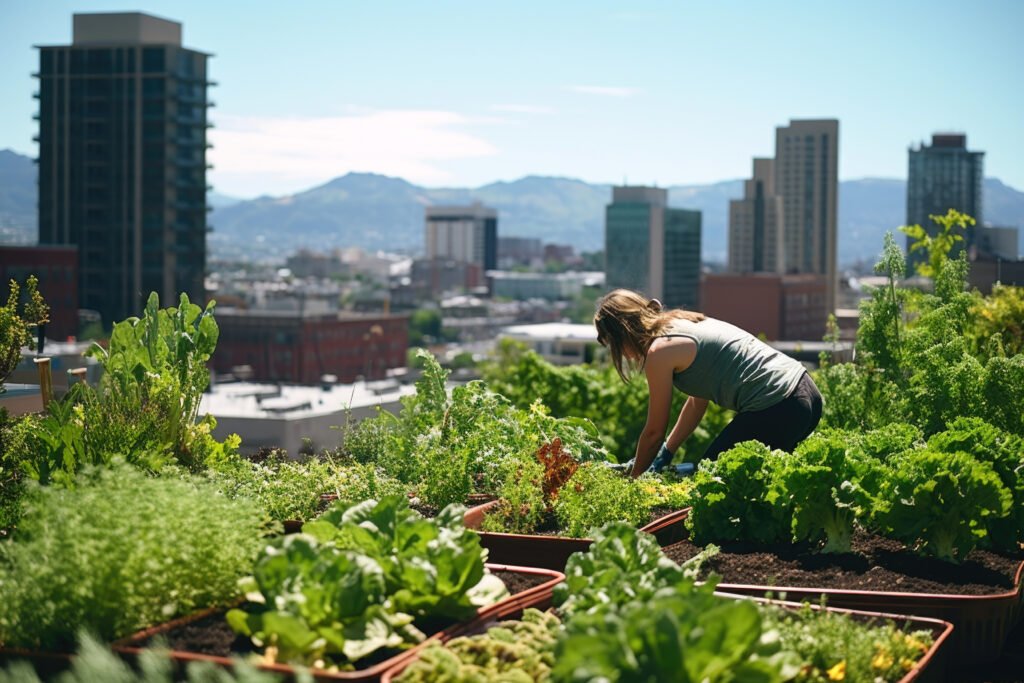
left=728, top=158, right=784, bottom=274
left=774, top=119, right=839, bottom=311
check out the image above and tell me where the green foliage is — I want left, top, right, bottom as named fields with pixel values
left=761, top=603, right=935, bottom=683
left=856, top=422, right=923, bottom=461
left=342, top=351, right=608, bottom=508
left=0, top=275, right=49, bottom=388
left=7, top=293, right=234, bottom=486
left=899, top=208, right=973, bottom=280
left=773, top=433, right=880, bottom=553
left=229, top=497, right=508, bottom=669
left=877, top=449, right=1011, bottom=562
left=207, top=452, right=406, bottom=522
left=686, top=441, right=792, bottom=546
left=812, top=362, right=869, bottom=430
left=967, top=284, right=1024, bottom=358
left=481, top=457, right=546, bottom=534
left=553, top=463, right=648, bottom=538
left=0, top=631, right=303, bottom=683
left=393, top=609, right=560, bottom=683
left=927, top=417, right=1024, bottom=550
left=0, top=464, right=266, bottom=650
left=552, top=579, right=798, bottom=683
left=86, top=292, right=220, bottom=470
left=408, top=308, right=442, bottom=347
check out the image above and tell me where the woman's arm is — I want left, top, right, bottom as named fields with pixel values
left=629, top=345, right=675, bottom=478
left=665, top=395, right=709, bottom=454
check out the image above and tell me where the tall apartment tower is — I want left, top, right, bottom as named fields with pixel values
left=774, top=119, right=839, bottom=311
left=424, top=202, right=498, bottom=273
left=906, top=133, right=984, bottom=267
left=36, top=12, right=211, bottom=326
left=605, top=186, right=702, bottom=310
left=728, top=158, right=785, bottom=273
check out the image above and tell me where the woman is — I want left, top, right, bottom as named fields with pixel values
left=593, top=289, right=822, bottom=477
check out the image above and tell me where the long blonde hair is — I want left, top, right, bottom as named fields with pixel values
left=593, top=289, right=705, bottom=382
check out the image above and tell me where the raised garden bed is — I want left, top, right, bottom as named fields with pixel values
left=464, top=500, right=690, bottom=571
left=379, top=595, right=954, bottom=683
left=111, top=564, right=562, bottom=682
left=664, top=517, right=1024, bottom=664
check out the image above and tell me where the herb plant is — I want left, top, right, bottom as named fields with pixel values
left=0, top=463, right=266, bottom=650
left=0, top=276, right=48, bottom=390
left=552, top=462, right=648, bottom=538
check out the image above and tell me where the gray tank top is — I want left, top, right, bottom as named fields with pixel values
left=663, top=317, right=806, bottom=412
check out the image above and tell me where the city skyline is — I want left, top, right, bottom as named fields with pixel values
left=2, top=1, right=1022, bottom=198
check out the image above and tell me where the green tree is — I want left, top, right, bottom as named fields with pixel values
left=0, top=276, right=49, bottom=390
left=408, top=308, right=442, bottom=347
left=900, top=208, right=974, bottom=280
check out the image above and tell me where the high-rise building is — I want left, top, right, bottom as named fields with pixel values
left=906, top=133, right=984, bottom=267
left=605, top=186, right=702, bottom=310
left=425, top=202, right=498, bottom=276
left=774, top=119, right=839, bottom=311
left=35, top=12, right=211, bottom=326
left=728, top=158, right=784, bottom=273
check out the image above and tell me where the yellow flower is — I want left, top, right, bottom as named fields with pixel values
left=826, top=661, right=846, bottom=681
left=904, top=634, right=928, bottom=652
left=872, top=652, right=894, bottom=670
left=900, top=656, right=917, bottom=671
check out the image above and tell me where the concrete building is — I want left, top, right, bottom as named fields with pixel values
left=728, top=158, right=785, bottom=273
left=775, top=119, right=839, bottom=312
left=35, top=13, right=211, bottom=327
left=0, top=245, right=79, bottom=340
left=410, top=258, right=484, bottom=298
left=425, top=202, right=497, bottom=277
left=200, top=378, right=417, bottom=457
left=500, top=322, right=599, bottom=366
left=701, top=272, right=828, bottom=341
left=213, top=309, right=408, bottom=384
left=497, top=236, right=542, bottom=267
left=605, top=186, right=702, bottom=310
left=974, top=225, right=1018, bottom=261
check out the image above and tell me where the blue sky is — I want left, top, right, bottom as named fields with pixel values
left=2, top=0, right=1022, bottom=198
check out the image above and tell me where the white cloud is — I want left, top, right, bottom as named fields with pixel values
left=567, top=85, right=641, bottom=98
left=489, top=104, right=555, bottom=114
left=208, top=110, right=498, bottom=197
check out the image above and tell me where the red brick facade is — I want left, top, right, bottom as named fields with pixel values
left=0, top=246, right=79, bottom=340
left=213, top=310, right=409, bottom=384
left=700, top=273, right=828, bottom=341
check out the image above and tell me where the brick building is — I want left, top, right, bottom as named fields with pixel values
left=701, top=273, right=827, bottom=341
left=0, top=245, right=79, bottom=340
left=213, top=309, right=409, bottom=384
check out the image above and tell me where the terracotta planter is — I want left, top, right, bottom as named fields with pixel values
left=380, top=594, right=954, bottom=683
left=664, top=515, right=1024, bottom=664
left=465, top=500, right=691, bottom=572
left=111, top=563, right=563, bottom=682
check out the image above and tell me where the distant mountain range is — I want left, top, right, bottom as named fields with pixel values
left=2, top=148, right=1022, bottom=265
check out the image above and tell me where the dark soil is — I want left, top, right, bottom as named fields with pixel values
left=492, top=569, right=551, bottom=595
left=487, top=506, right=677, bottom=537
left=136, top=570, right=544, bottom=666
left=662, top=529, right=1023, bottom=596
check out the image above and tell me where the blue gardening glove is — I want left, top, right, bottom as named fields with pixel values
left=649, top=442, right=675, bottom=473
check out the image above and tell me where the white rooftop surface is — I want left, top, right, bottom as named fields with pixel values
left=502, top=322, right=598, bottom=342
left=200, top=379, right=417, bottom=420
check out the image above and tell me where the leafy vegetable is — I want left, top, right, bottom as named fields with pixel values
left=686, top=441, right=792, bottom=546
left=878, top=449, right=1011, bottom=562
left=552, top=463, right=648, bottom=538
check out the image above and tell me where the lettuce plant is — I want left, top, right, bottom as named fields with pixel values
left=686, top=441, right=791, bottom=546
left=878, top=449, right=1011, bottom=562
left=927, top=417, right=1024, bottom=550
left=229, top=497, right=508, bottom=669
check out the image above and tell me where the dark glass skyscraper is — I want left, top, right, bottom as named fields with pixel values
left=35, top=12, right=211, bottom=326
left=906, top=133, right=984, bottom=267
left=605, top=186, right=701, bottom=310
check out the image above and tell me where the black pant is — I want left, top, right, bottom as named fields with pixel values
left=702, top=372, right=823, bottom=461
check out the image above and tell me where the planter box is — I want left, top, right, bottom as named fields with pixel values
left=464, top=500, right=691, bottom=571
left=380, top=594, right=954, bottom=683
left=111, top=563, right=563, bottom=682
left=0, top=647, right=72, bottom=677
left=0, top=384, right=43, bottom=417
left=665, top=510, right=1024, bottom=665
